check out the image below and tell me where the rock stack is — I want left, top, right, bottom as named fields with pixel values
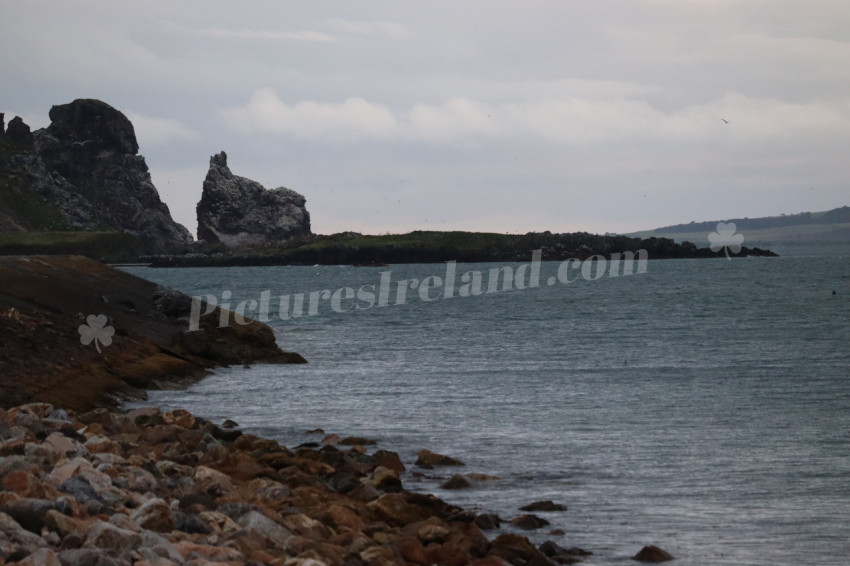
left=196, top=152, right=312, bottom=248
left=0, top=99, right=193, bottom=253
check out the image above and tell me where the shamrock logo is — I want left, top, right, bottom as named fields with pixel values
left=708, top=222, right=744, bottom=260
left=78, top=314, right=115, bottom=353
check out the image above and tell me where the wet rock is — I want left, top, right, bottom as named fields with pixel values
left=372, top=450, right=405, bottom=474
left=370, top=466, right=403, bottom=492
left=475, top=513, right=503, bottom=530
left=441, top=474, right=473, bottom=490
left=521, top=500, right=567, bottom=512
left=340, top=436, right=377, bottom=446
left=415, top=449, right=465, bottom=467
left=488, top=533, right=553, bottom=566
left=632, top=544, right=675, bottom=562
left=510, top=514, right=551, bottom=530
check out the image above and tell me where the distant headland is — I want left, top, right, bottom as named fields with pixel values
left=2, top=99, right=781, bottom=265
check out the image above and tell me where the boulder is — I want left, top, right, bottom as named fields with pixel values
left=415, top=449, right=465, bottom=467
left=520, top=500, right=567, bottom=512
left=509, top=514, right=551, bottom=530
left=632, top=544, right=675, bottom=562
left=441, top=474, right=473, bottom=490
left=196, top=151, right=312, bottom=247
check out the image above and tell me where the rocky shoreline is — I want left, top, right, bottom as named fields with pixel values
left=0, top=256, right=674, bottom=564
left=0, top=402, right=619, bottom=566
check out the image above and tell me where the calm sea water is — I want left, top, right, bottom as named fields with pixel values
left=123, top=243, right=850, bottom=565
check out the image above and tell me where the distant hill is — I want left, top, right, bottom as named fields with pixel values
left=628, top=206, right=850, bottom=245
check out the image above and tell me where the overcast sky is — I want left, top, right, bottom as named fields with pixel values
left=2, top=1, right=849, bottom=237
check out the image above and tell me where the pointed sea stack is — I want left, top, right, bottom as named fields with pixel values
left=196, top=151, right=311, bottom=248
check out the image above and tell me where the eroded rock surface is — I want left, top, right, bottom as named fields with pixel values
left=196, top=151, right=311, bottom=248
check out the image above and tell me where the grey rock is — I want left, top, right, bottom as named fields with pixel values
left=196, top=151, right=311, bottom=247
left=0, top=99, right=192, bottom=253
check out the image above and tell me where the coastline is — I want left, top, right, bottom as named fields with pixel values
left=0, top=402, right=608, bottom=566
left=0, top=255, right=304, bottom=412
left=0, top=255, right=671, bottom=565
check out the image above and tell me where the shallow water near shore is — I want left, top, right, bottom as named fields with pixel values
left=124, top=243, right=850, bottom=565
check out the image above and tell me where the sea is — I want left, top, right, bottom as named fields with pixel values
left=122, top=241, right=850, bottom=565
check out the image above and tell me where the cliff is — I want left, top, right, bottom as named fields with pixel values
left=196, top=151, right=312, bottom=248
left=0, top=255, right=305, bottom=411
left=0, top=100, right=193, bottom=254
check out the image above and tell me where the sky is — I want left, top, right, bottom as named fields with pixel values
left=2, top=0, right=849, bottom=237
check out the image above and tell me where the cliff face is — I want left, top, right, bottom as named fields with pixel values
left=196, top=151, right=311, bottom=247
left=0, top=100, right=193, bottom=253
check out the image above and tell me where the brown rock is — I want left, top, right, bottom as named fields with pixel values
left=394, top=534, right=428, bottom=565
left=520, top=500, right=566, bottom=512
left=173, top=540, right=245, bottom=562
left=340, top=436, right=377, bottom=446
left=510, top=514, right=551, bottom=530
left=320, top=504, right=364, bottom=532
left=415, top=449, right=465, bottom=467
left=441, top=474, right=473, bottom=490
left=83, top=520, right=142, bottom=557
left=368, top=494, right=433, bottom=527
left=632, top=544, right=675, bottom=562
left=14, top=547, right=62, bottom=566
left=373, top=450, right=405, bottom=474
left=2, top=469, right=59, bottom=499
left=44, top=509, right=90, bottom=539
left=130, top=498, right=174, bottom=532
left=371, top=467, right=403, bottom=492
left=488, top=533, right=552, bottom=566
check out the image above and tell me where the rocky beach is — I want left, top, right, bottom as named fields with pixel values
left=0, top=254, right=676, bottom=565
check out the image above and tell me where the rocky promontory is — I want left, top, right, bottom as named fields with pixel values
left=0, top=100, right=193, bottom=254
left=196, top=152, right=312, bottom=248
left=0, top=255, right=304, bottom=412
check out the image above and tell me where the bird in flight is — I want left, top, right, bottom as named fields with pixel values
left=721, top=118, right=730, bottom=124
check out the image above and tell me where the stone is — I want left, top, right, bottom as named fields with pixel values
left=58, top=477, right=101, bottom=504
left=339, top=436, right=377, bottom=446
left=488, top=533, right=552, bottom=566
left=370, top=466, right=403, bottom=492
left=13, top=547, right=61, bottom=566
left=83, top=520, right=141, bottom=556
left=520, top=500, right=567, bottom=512
left=130, top=498, right=174, bottom=532
left=415, top=449, right=465, bottom=467
left=0, top=99, right=193, bottom=252
left=57, top=548, right=122, bottom=566
left=372, top=450, right=405, bottom=474
left=2, top=498, right=71, bottom=533
left=632, top=545, right=675, bottom=562
left=441, top=474, right=473, bottom=490
left=6, top=116, right=34, bottom=146
left=0, top=511, right=44, bottom=554
left=236, top=510, right=293, bottom=548
left=44, top=509, right=89, bottom=539
left=196, top=151, right=312, bottom=247
left=510, top=514, right=551, bottom=530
